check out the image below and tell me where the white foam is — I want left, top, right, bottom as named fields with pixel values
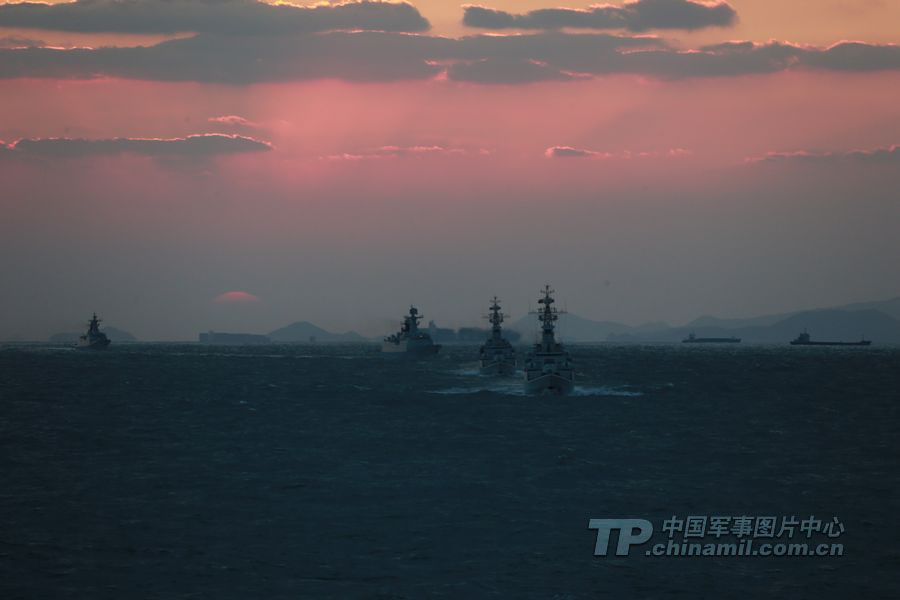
left=571, top=386, right=642, bottom=397
left=429, top=383, right=527, bottom=396
left=451, top=368, right=484, bottom=377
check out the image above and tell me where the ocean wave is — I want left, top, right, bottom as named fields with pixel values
left=429, top=383, right=641, bottom=397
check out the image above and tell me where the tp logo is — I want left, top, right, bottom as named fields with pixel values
left=588, top=519, right=654, bottom=556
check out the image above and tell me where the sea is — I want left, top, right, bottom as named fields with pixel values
left=1, top=343, right=898, bottom=599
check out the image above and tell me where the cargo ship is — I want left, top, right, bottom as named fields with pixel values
left=789, top=330, right=871, bottom=346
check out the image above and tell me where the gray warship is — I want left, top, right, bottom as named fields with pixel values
left=382, top=305, right=441, bottom=355
left=77, top=313, right=111, bottom=349
left=523, top=286, right=574, bottom=395
left=478, top=296, right=516, bottom=376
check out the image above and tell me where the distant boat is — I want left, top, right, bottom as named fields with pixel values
left=77, top=313, right=111, bottom=349
left=523, top=285, right=574, bottom=395
left=682, top=332, right=741, bottom=344
left=382, top=306, right=441, bottom=356
left=479, top=296, right=516, bottom=376
left=789, top=330, right=871, bottom=346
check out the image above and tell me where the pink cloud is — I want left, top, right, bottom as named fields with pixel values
left=322, top=145, right=478, bottom=160
left=545, top=146, right=692, bottom=159
left=208, top=115, right=257, bottom=127
left=544, top=146, right=610, bottom=158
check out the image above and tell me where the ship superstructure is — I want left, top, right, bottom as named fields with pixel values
left=478, top=296, right=516, bottom=376
left=77, top=313, right=111, bottom=349
left=523, top=286, right=574, bottom=395
left=382, top=305, right=441, bottom=355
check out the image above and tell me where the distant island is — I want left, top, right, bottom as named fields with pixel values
left=193, top=321, right=366, bottom=344
left=37, top=296, right=900, bottom=345
left=268, top=321, right=365, bottom=343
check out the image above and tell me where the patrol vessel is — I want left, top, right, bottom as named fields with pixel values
left=523, top=286, right=574, bottom=395
left=77, top=313, right=111, bottom=349
left=478, top=296, right=516, bottom=376
left=382, top=306, right=441, bottom=355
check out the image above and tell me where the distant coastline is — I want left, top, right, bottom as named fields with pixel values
left=11, top=296, right=900, bottom=344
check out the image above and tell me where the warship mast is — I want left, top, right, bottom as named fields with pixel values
left=479, top=296, right=516, bottom=375
left=487, top=296, right=505, bottom=340
left=534, top=285, right=565, bottom=352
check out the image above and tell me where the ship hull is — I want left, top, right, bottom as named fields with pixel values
left=683, top=338, right=741, bottom=343
left=381, top=341, right=441, bottom=355
left=480, top=360, right=517, bottom=376
left=524, top=372, right=575, bottom=396
left=790, top=340, right=871, bottom=346
left=77, top=339, right=110, bottom=349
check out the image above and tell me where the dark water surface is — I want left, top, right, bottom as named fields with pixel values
left=1, top=343, right=898, bottom=598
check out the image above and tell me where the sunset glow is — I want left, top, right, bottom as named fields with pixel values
left=0, top=0, right=898, bottom=340
left=214, top=291, right=262, bottom=304
left=3, top=7, right=900, bottom=595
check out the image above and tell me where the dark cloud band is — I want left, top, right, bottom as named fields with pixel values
left=0, top=0, right=430, bottom=34
left=0, top=31, right=658, bottom=83
left=0, top=31, right=898, bottom=85
left=754, top=145, right=900, bottom=164
left=463, top=0, right=737, bottom=32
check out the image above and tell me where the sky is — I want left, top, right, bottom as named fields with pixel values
left=0, top=0, right=898, bottom=341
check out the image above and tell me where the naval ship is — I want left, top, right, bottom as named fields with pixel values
left=478, top=296, right=516, bottom=376
left=382, top=306, right=441, bottom=355
left=790, top=330, right=871, bottom=346
left=523, top=286, right=574, bottom=395
left=77, top=313, right=111, bottom=349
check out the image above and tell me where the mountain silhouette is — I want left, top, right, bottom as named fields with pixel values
left=510, top=297, right=900, bottom=343
left=268, top=321, right=365, bottom=343
left=509, top=312, right=667, bottom=343
left=655, top=309, right=900, bottom=343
